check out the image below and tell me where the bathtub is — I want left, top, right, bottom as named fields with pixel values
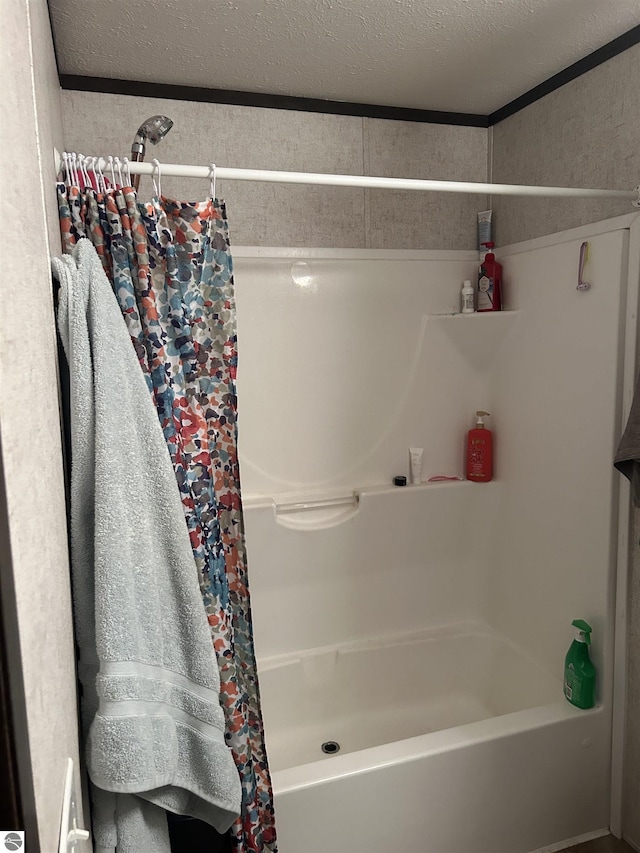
left=258, top=624, right=610, bottom=853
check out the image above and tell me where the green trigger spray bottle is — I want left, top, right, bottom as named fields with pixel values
left=563, top=619, right=596, bottom=709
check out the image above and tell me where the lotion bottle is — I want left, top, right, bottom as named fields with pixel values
left=461, top=280, right=475, bottom=314
left=465, top=411, right=493, bottom=482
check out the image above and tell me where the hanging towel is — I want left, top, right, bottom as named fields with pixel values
left=615, top=369, right=640, bottom=505
left=54, top=238, right=241, bottom=853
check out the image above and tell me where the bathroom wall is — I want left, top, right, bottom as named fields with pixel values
left=0, top=0, right=84, bottom=849
left=491, top=42, right=640, bottom=850
left=61, top=90, right=488, bottom=250
left=491, top=42, right=640, bottom=247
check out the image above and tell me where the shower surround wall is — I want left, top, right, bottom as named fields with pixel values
left=60, top=90, right=488, bottom=249
left=232, top=217, right=635, bottom=852
left=491, top=40, right=640, bottom=849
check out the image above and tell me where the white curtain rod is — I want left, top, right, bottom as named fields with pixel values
left=54, top=149, right=640, bottom=203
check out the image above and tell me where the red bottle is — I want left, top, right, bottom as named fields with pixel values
left=478, top=242, right=502, bottom=311
left=466, top=411, right=493, bottom=482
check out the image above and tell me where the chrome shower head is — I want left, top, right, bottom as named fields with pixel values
left=142, top=115, right=174, bottom=145
left=130, top=115, right=173, bottom=191
left=131, top=115, right=174, bottom=157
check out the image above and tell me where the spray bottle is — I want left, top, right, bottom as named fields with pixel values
left=563, top=619, right=596, bottom=709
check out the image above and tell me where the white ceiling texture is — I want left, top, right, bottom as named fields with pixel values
left=49, top=0, right=640, bottom=115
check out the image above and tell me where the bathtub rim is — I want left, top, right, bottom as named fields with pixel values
left=272, top=699, right=603, bottom=795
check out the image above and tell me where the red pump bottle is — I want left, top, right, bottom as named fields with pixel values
left=478, top=242, right=502, bottom=311
left=466, top=411, right=493, bottom=482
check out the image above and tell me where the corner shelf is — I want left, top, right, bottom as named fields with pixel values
left=430, top=310, right=518, bottom=319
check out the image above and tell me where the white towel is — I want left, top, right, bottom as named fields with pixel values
left=54, top=238, right=241, bottom=852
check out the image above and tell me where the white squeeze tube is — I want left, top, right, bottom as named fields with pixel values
left=409, top=448, right=423, bottom=485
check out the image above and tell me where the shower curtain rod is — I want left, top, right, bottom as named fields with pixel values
left=54, top=149, right=640, bottom=203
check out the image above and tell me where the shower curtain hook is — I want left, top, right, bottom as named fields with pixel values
left=62, top=152, right=70, bottom=187
left=70, top=153, right=80, bottom=187
left=122, top=156, right=132, bottom=187
left=78, top=154, right=91, bottom=189
left=66, top=152, right=75, bottom=187
left=209, top=163, right=217, bottom=200
left=77, top=154, right=85, bottom=187
left=152, top=158, right=162, bottom=198
left=91, top=157, right=101, bottom=192
left=114, top=156, right=124, bottom=188
left=94, top=156, right=106, bottom=193
left=83, top=155, right=93, bottom=189
left=108, top=155, right=117, bottom=188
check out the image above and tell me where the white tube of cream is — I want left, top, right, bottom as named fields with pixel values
left=409, top=448, right=423, bottom=485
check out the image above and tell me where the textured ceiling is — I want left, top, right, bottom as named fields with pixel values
left=49, top=0, right=640, bottom=114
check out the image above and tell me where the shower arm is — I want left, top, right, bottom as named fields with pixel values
left=53, top=150, right=640, bottom=204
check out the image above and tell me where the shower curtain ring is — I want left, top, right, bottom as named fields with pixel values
left=70, top=152, right=80, bottom=188
left=209, top=163, right=217, bottom=200
left=94, top=156, right=107, bottom=193
left=91, top=157, right=100, bottom=192
left=122, top=156, right=132, bottom=187
left=78, top=154, right=91, bottom=189
left=152, top=158, right=162, bottom=198
left=114, top=156, right=124, bottom=188
left=108, top=155, right=117, bottom=188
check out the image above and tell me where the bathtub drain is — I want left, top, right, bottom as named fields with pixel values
left=321, top=741, right=340, bottom=755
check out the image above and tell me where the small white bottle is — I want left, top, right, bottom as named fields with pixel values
left=461, top=280, right=475, bottom=314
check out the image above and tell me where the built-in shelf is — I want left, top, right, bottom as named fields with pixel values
left=431, top=310, right=518, bottom=319
left=243, top=477, right=478, bottom=510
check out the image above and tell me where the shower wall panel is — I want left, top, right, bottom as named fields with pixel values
left=233, top=249, right=496, bottom=653
left=234, top=251, right=483, bottom=497
left=488, top=224, right=630, bottom=699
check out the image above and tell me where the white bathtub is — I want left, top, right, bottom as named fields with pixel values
left=258, top=625, right=610, bottom=853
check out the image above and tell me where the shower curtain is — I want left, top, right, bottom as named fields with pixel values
left=57, top=183, right=276, bottom=853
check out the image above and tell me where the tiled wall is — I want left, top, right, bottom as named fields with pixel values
left=61, top=90, right=488, bottom=249
left=2, top=0, right=85, bottom=849
left=491, top=42, right=640, bottom=247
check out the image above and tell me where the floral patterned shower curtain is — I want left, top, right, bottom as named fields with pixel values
left=57, top=182, right=276, bottom=853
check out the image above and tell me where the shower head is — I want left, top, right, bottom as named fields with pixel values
left=131, top=115, right=174, bottom=156
left=130, top=115, right=173, bottom=191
